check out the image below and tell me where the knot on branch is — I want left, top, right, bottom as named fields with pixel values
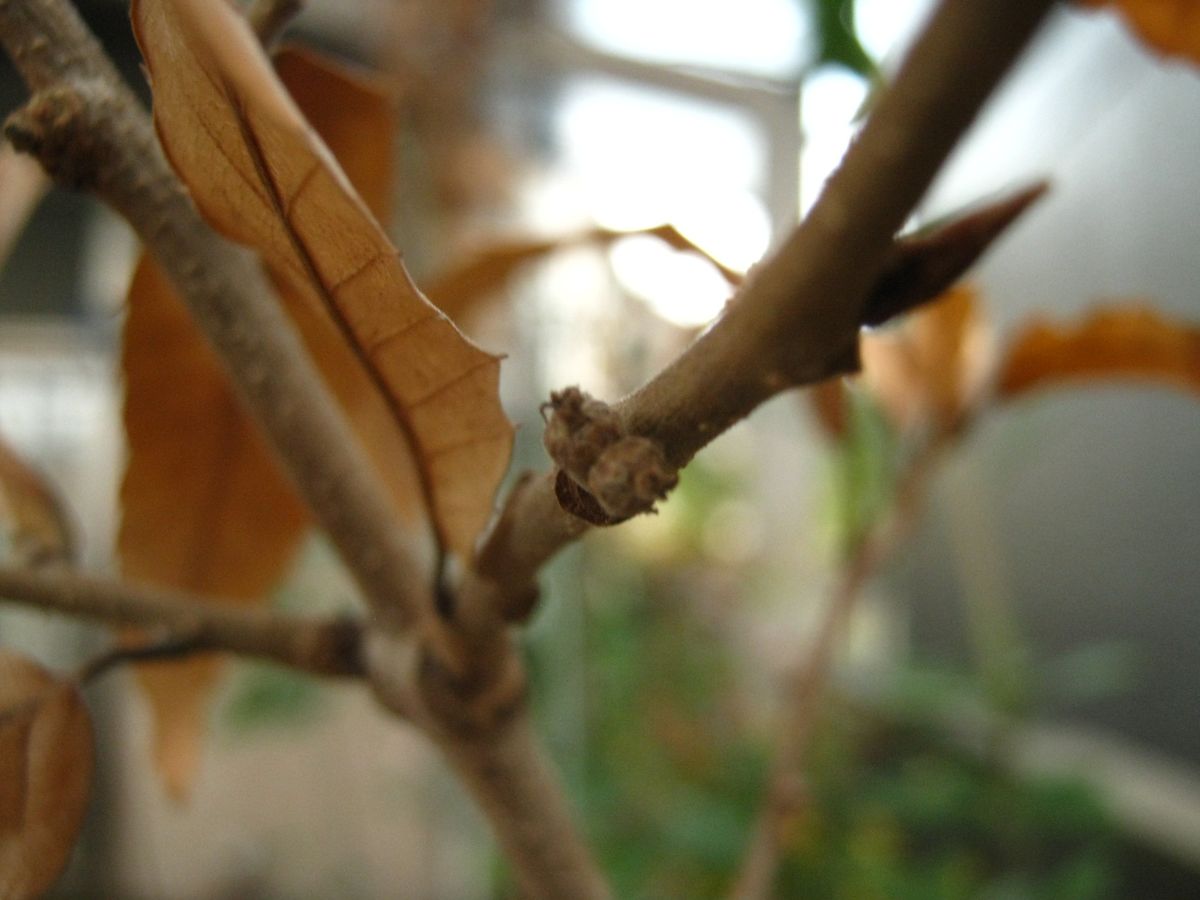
left=542, top=387, right=678, bottom=525
left=5, top=81, right=113, bottom=190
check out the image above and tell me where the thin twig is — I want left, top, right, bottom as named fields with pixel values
left=246, top=0, right=304, bottom=48
left=0, top=566, right=364, bottom=678
left=730, top=437, right=946, bottom=899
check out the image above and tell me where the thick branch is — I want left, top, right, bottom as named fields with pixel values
left=473, top=0, right=1055, bottom=612
left=435, top=711, right=612, bottom=900
left=0, top=566, right=363, bottom=678
left=0, top=0, right=423, bottom=632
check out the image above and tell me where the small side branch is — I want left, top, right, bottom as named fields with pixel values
left=0, top=566, right=364, bottom=678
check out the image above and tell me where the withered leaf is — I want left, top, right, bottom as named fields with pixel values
left=120, top=47, right=413, bottom=797
left=0, top=651, right=93, bottom=900
left=997, top=306, right=1200, bottom=400
left=133, top=0, right=514, bottom=558
left=120, top=256, right=310, bottom=798
left=1078, top=0, right=1200, bottom=66
left=268, top=48, right=447, bottom=525
left=860, top=283, right=990, bottom=433
left=0, top=435, right=74, bottom=567
left=807, top=379, right=850, bottom=441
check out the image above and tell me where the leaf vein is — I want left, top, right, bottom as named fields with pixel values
left=408, top=356, right=496, bottom=409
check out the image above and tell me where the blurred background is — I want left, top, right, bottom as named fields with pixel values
left=1, top=0, right=1199, bottom=896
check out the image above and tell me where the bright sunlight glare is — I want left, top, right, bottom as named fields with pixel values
left=854, top=0, right=937, bottom=63
left=562, top=0, right=810, bottom=78
left=555, top=77, right=770, bottom=324
left=608, top=235, right=733, bottom=327
left=799, top=65, right=869, bottom=213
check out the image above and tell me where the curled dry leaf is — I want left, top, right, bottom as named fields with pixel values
left=265, top=49, right=423, bottom=523
left=997, top=306, right=1200, bottom=400
left=0, top=435, right=74, bottom=567
left=1078, top=0, right=1200, bottom=66
left=0, top=651, right=94, bottom=900
left=133, top=0, right=514, bottom=559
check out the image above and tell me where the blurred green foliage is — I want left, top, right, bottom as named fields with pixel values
left=778, top=707, right=1116, bottom=899
left=828, top=387, right=900, bottom=554
left=221, top=662, right=324, bottom=735
left=518, top=450, right=1119, bottom=897
left=811, top=0, right=877, bottom=78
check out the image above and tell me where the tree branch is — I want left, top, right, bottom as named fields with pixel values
left=471, top=0, right=1056, bottom=614
left=434, top=710, right=614, bottom=900
left=0, top=566, right=364, bottom=678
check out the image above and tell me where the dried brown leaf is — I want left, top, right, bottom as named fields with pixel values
left=807, top=379, right=849, bottom=441
left=119, top=47, right=405, bottom=799
left=268, top=49, right=424, bottom=523
left=120, top=256, right=311, bottom=798
left=0, top=652, right=93, bottom=899
left=997, top=305, right=1200, bottom=400
left=1078, top=0, right=1200, bottom=66
left=133, top=0, right=513, bottom=558
left=860, top=283, right=990, bottom=433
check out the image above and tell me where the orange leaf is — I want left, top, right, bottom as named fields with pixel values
left=0, top=435, right=74, bottom=567
left=1078, top=0, right=1200, bottom=66
left=997, top=306, right=1200, bottom=399
left=807, top=379, right=849, bottom=441
left=0, top=652, right=94, bottom=899
left=272, top=47, right=394, bottom=222
left=133, top=0, right=514, bottom=559
left=120, top=256, right=311, bottom=798
left=860, top=283, right=991, bottom=433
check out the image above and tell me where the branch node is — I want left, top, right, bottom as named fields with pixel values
left=418, top=640, right=528, bottom=740
left=542, top=387, right=678, bottom=523
left=5, top=80, right=112, bottom=189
